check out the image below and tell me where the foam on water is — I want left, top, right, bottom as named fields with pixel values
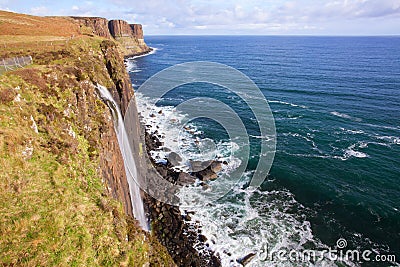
left=124, top=60, right=138, bottom=73
left=330, top=111, right=362, bottom=122
left=178, top=175, right=348, bottom=266
left=374, top=135, right=400, bottom=145
left=339, top=127, right=365, bottom=135
left=135, top=92, right=240, bottom=172
left=135, top=93, right=351, bottom=266
left=128, top=47, right=158, bottom=60
left=269, top=100, right=308, bottom=109
left=343, top=144, right=369, bottom=159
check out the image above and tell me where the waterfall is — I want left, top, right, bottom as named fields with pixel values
left=96, top=84, right=148, bottom=231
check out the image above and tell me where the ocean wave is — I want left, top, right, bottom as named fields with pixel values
left=330, top=111, right=362, bottom=122
left=268, top=100, right=308, bottom=109
left=339, top=127, right=365, bottom=134
left=127, top=47, right=158, bottom=60
left=343, top=144, right=369, bottom=159
left=374, top=135, right=400, bottom=145
left=124, top=60, right=138, bottom=73
left=281, top=132, right=318, bottom=150
left=364, top=123, right=400, bottom=131
left=136, top=93, right=340, bottom=266
left=135, top=92, right=241, bottom=170
left=280, top=141, right=370, bottom=161
left=178, top=177, right=339, bottom=267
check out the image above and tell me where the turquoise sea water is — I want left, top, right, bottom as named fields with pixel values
left=128, top=36, right=400, bottom=265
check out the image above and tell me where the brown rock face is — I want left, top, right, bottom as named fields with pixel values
left=99, top=118, right=133, bottom=216
left=97, top=40, right=135, bottom=216
left=71, top=17, right=111, bottom=38
left=108, top=20, right=144, bottom=39
left=109, top=20, right=132, bottom=38
left=130, top=24, right=144, bottom=39
left=100, top=40, right=133, bottom=115
left=71, top=17, right=151, bottom=57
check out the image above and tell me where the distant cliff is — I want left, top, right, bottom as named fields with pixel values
left=71, top=17, right=151, bottom=57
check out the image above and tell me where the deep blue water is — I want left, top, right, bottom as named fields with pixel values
left=128, top=36, right=400, bottom=264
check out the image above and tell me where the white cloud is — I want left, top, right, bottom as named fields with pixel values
left=30, top=6, right=49, bottom=16
left=3, top=0, right=398, bottom=35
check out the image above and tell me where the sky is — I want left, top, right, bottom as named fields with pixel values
left=1, top=0, right=399, bottom=35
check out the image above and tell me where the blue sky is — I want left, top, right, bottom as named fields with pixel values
left=1, top=0, right=399, bottom=35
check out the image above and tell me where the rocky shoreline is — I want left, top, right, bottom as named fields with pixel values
left=143, top=130, right=222, bottom=266
left=124, top=47, right=154, bottom=60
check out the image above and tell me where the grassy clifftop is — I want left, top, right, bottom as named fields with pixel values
left=0, top=11, right=174, bottom=266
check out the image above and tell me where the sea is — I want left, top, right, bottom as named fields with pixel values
left=126, top=36, right=400, bottom=266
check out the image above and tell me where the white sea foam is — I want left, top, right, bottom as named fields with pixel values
left=178, top=177, right=340, bottom=267
left=282, top=132, right=319, bottom=150
left=330, top=111, right=362, bottom=122
left=125, top=48, right=158, bottom=73
left=339, top=127, right=365, bottom=134
left=280, top=140, right=370, bottom=161
left=135, top=92, right=240, bottom=171
left=135, top=93, right=341, bottom=266
left=124, top=60, right=138, bottom=73
left=343, top=144, right=369, bottom=160
left=374, top=135, right=400, bottom=145
left=127, top=47, right=158, bottom=60
left=364, top=123, right=400, bottom=131
left=269, top=100, right=308, bottom=109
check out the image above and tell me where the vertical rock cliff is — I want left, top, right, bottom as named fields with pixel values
left=71, top=17, right=151, bottom=57
left=70, top=17, right=112, bottom=38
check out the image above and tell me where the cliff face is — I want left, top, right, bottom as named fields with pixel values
left=71, top=17, right=151, bottom=57
left=130, top=24, right=144, bottom=39
left=108, top=19, right=132, bottom=38
left=108, top=20, right=150, bottom=57
left=70, top=16, right=112, bottom=38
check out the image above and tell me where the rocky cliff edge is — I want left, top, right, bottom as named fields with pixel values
left=71, top=17, right=151, bottom=57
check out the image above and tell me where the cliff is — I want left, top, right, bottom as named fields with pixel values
left=70, top=16, right=112, bottom=38
left=71, top=17, right=151, bottom=57
left=0, top=11, right=173, bottom=266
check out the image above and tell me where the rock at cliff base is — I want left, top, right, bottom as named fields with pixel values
left=177, top=172, right=197, bottom=185
left=236, top=253, right=257, bottom=266
left=168, top=151, right=182, bottom=166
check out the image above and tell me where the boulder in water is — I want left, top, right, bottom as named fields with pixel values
left=177, top=172, right=197, bottom=185
left=236, top=252, right=256, bottom=266
left=189, top=160, right=213, bottom=172
left=168, top=151, right=182, bottom=166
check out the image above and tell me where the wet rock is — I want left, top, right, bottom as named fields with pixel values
left=168, top=152, right=182, bottom=166
left=197, top=169, right=218, bottom=181
left=144, top=130, right=221, bottom=267
left=210, top=161, right=222, bottom=173
left=236, top=253, right=256, bottom=266
left=189, top=160, right=213, bottom=172
left=199, top=234, right=207, bottom=242
left=177, top=172, right=197, bottom=185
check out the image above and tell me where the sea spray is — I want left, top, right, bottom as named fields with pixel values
left=96, top=84, right=148, bottom=231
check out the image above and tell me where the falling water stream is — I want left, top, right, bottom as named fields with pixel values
left=96, top=84, right=148, bottom=231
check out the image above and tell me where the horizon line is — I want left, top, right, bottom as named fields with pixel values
left=145, top=34, right=400, bottom=37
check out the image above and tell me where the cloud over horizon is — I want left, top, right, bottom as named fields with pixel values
left=1, top=0, right=399, bottom=35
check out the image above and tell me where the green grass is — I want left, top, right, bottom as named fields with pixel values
left=0, top=36, right=174, bottom=266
